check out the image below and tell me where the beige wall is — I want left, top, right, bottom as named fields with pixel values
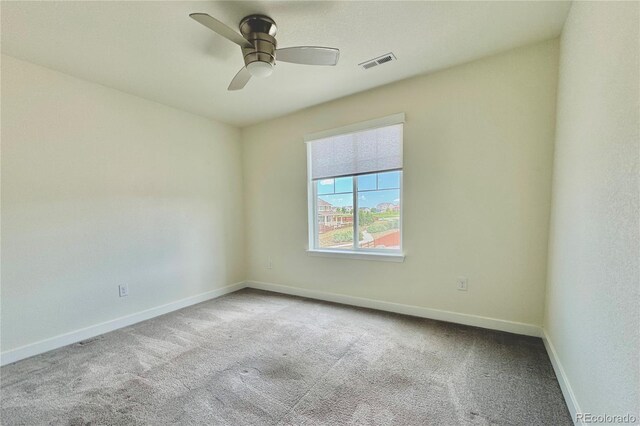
left=545, top=1, right=639, bottom=418
left=242, top=40, right=559, bottom=327
left=1, top=55, right=245, bottom=352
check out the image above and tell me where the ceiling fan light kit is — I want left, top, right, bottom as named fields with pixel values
left=190, top=12, right=340, bottom=90
left=246, top=61, right=274, bottom=78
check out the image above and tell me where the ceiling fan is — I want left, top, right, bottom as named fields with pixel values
left=190, top=13, right=340, bottom=91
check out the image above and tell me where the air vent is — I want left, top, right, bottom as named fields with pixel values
left=359, top=53, right=396, bottom=70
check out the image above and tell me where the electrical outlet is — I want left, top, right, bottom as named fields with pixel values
left=457, top=277, right=468, bottom=292
left=119, top=284, right=129, bottom=297
left=266, top=258, right=273, bottom=269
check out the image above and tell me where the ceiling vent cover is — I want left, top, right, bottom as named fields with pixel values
left=359, top=53, right=396, bottom=70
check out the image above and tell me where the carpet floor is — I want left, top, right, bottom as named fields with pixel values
left=1, top=289, right=572, bottom=425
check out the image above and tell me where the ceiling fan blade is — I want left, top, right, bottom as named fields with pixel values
left=228, top=67, right=252, bottom=91
left=276, top=47, right=340, bottom=66
left=190, top=13, right=252, bottom=48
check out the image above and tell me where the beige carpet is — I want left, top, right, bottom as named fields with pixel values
left=1, top=289, right=571, bottom=425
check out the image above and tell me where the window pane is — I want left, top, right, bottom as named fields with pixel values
left=317, top=178, right=334, bottom=195
left=358, top=173, right=376, bottom=191
left=316, top=183, right=354, bottom=249
left=357, top=189, right=400, bottom=249
left=378, top=171, right=400, bottom=189
left=334, top=176, right=353, bottom=193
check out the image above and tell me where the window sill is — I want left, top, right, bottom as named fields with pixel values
left=306, top=249, right=405, bottom=263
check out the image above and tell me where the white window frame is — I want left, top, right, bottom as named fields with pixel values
left=305, top=114, right=405, bottom=262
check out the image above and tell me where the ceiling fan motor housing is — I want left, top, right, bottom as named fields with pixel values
left=240, top=15, right=277, bottom=70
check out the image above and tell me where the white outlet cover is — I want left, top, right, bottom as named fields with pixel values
left=119, top=285, right=129, bottom=297
left=457, top=278, right=468, bottom=291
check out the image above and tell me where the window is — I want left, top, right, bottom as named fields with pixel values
left=306, top=114, right=404, bottom=259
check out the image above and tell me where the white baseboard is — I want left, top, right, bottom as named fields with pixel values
left=0, top=281, right=247, bottom=366
left=246, top=280, right=542, bottom=337
left=542, top=330, right=582, bottom=425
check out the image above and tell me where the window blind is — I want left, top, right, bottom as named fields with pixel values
left=306, top=115, right=404, bottom=181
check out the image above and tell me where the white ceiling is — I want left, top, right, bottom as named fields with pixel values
left=1, top=1, right=570, bottom=127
